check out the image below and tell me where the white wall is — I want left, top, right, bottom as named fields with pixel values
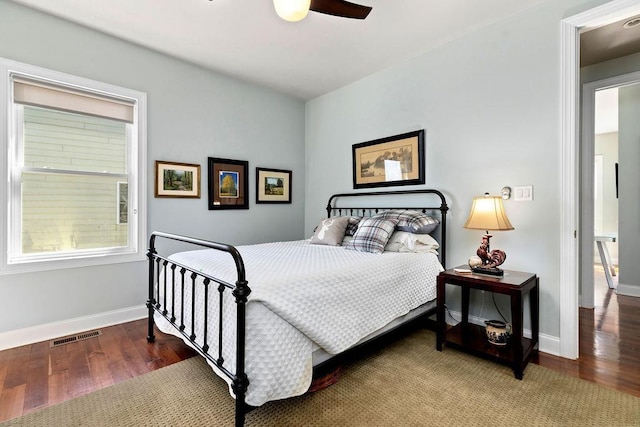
left=305, top=0, right=611, bottom=343
left=594, top=132, right=618, bottom=263
left=0, top=2, right=305, bottom=336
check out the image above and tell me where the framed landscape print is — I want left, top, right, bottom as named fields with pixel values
left=155, top=161, right=201, bottom=198
left=256, top=167, right=292, bottom=204
left=208, top=157, right=249, bottom=210
left=352, top=130, right=425, bottom=189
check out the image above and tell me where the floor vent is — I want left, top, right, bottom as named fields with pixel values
left=50, top=330, right=102, bottom=347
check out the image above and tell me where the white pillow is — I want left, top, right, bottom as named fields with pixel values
left=385, top=231, right=440, bottom=254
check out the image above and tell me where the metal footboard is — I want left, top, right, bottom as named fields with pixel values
left=145, top=189, right=449, bottom=426
left=146, top=231, right=250, bottom=427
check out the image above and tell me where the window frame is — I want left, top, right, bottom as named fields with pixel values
left=0, top=57, right=147, bottom=274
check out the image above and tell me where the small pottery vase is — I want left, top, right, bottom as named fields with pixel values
left=484, top=320, right=511, bottom=346
left=468, top=256, right=482, bottom=268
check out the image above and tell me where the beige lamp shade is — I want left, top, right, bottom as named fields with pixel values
left=273, top=0, right=311, bottom=21
left=463, top=195, right=514, bottom=231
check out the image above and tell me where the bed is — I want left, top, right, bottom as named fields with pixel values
left=146, top=189, right=448, bottom=426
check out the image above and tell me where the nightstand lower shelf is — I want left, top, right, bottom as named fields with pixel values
left=443, top=323, right=536, bottom=367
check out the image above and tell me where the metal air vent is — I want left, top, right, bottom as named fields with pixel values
left=50, top=330, right=102, bottom=347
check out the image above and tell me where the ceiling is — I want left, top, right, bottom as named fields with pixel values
left=9, top=0, right=550, bottom=100
left=581, top=13, right=640, bottom=67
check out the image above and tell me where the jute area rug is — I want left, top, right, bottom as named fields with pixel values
left=3, top=328, right=639, bottom=427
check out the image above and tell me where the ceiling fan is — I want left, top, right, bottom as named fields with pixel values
left=273, top=0, right=372, bottom=22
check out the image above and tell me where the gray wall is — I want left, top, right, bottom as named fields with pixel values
left=581, top=54, right=640, bottom=297
left=0, top=2, right=305, bottom=333
left=305, top=0, right=610, bottom=340
left=618, top=84, right=640, bottom=293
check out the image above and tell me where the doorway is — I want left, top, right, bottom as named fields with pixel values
left=581, top=76, right=640, bottom=309
left=560, top=0, right=640, bottom=360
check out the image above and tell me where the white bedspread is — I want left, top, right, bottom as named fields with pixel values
left=153, top=239, right=442, bottom=406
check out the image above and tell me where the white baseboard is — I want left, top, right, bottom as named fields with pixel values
left=616, top=283, right=640, bottom=298
left=446, top=310, right=562, bottom=357
left=0, top=305, right=147, bottom=351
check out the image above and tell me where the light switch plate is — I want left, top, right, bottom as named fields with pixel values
left=514, top=185, right=533, bottom=201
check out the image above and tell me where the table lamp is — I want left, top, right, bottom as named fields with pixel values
left=463, top=193, right=514, bottom=276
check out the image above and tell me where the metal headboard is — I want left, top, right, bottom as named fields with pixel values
left=325, top=189, right=449, bottom=268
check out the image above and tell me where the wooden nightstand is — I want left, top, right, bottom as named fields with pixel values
left=436, top=266, right=539, bottom=379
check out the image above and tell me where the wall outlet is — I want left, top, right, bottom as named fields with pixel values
left=514, top=185, right=533, bottom=201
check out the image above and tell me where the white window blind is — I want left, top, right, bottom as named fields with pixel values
left=13, top=76, right=134, bottom=123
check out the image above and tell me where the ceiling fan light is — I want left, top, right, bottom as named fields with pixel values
left=273, top=0, right=311, bottom=22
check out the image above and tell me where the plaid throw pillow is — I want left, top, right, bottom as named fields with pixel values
left=371, top=209, right=439, bottom=234
left=344, top=217, right=398, bottom=254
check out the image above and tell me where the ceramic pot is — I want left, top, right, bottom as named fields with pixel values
left=484, top=320, right=511, bottom=346
left=468, top=256, right=482, bottom=268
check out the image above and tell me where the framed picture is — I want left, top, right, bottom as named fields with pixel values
left=352, top=130, right=425, bottom=189
left=208, top=157, right=249, bottom=210
left=155, top=161, right=201, bottom=198
left=256, top=167, right=292, bottom=204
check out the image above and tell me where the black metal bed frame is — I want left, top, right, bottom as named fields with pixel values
left=146, top=189, right=448, bottom=427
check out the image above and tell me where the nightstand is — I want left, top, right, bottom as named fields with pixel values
left=436, top=266, right=539, bottom=379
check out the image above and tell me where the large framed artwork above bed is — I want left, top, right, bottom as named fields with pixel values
left=352, top=130, right=425, bottom=189
left=146, top=189, right=448, bottom=426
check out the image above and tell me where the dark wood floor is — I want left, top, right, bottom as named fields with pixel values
left=1, top=266, right=638, bottom=422
left=532, top=265, right=640, bottom=397
left=0, top=319, right=197, bottom=422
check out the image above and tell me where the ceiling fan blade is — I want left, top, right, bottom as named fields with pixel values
left=310, top=0, right=372, bottom=19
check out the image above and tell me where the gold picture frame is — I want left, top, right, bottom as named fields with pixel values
left=155, top=161, right=201, bottom=198
left=352, top=130, right=425, bottom=189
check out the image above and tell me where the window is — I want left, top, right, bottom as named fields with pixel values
left=1, top=58, right=146, bottom=273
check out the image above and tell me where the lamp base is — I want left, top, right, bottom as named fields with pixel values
left=471, top=266, right=504, bottom=276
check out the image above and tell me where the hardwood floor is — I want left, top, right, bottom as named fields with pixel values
left=533, top=265, right=640, bottom=398
left=0, top=267, right=638, bottom=422
left=0, top=319, right=197, bottom=422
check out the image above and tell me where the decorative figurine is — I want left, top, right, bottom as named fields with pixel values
left=472, top=234, right=507, bottom=276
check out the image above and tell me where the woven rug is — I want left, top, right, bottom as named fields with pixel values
left=3, top=328, right=639, bottom=426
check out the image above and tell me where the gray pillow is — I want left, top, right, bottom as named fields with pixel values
left=310, top=216, right=350, bottom=246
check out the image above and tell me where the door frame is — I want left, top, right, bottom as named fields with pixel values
left=581, top=72, right=640, bottom=309
left=560, top=0, right=640, bottom=359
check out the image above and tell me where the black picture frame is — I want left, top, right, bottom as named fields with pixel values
left=256, top=167, right=292, bottom=204
left=208, top=157, right=249, bottom=210
left=352, top=130, right=425, bottom=189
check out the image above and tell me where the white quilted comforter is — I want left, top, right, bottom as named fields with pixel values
left=154, top=239, right=442, bottom=406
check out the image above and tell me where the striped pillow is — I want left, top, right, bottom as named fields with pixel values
left=344, top=217, right=398, bottom=254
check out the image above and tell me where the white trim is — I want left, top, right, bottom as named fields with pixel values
left=617, top=283, right=640, bottom=297
left=561, top=0, right=640, bottom=360
left=580, top=81, right=597, bottom=309
left=560, top=17, right=579, bottom=360
left=0, top=305, right=147, bottom=351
